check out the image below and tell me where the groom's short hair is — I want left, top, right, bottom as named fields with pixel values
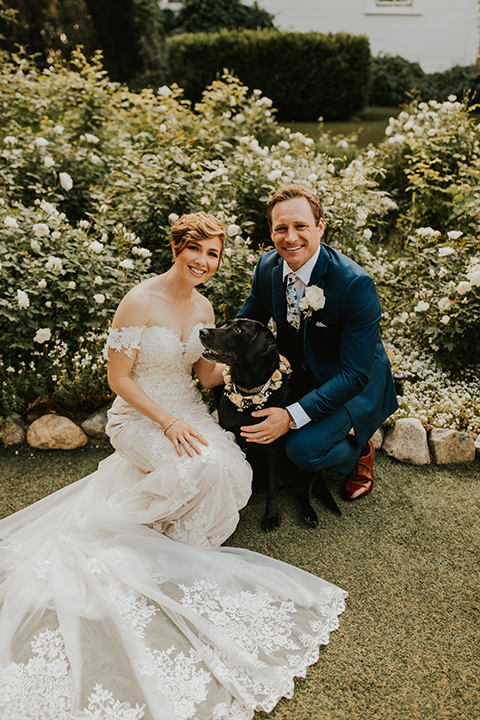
left=267, top=185, right=324, bottom=229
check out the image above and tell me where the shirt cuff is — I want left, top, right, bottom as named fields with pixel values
left=286, top=402, right=311, bottom=429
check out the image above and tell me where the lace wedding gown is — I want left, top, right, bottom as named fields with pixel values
left=0, top=323, right=347, bottom=720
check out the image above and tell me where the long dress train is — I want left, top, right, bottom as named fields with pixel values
left=0, top=323, right=347, bottom=720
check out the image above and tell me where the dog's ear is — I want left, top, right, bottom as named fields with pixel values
left=245, top=331, right=277, bottom=363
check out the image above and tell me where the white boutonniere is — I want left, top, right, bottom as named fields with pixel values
left=299, top=285, right=325, bottom=320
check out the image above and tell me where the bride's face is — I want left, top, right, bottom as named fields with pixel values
left=175, top=236, right=222, bottom=285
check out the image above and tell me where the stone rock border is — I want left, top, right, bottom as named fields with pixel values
left=1, top=411, right=479, bottom=465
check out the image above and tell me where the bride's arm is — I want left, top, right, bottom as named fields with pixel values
left=193, top=357, right=226, bottom=389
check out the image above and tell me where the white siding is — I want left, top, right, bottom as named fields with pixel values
left=249, top=0, right=479, bottom=71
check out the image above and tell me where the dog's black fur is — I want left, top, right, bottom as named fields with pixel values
left=200, top=318, right=328, bottom=532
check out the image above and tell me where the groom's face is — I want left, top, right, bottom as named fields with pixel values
left=271, top=197, right=325, bottom=271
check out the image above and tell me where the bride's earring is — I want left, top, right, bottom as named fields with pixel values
left=172, top=255, right=177, bottom=263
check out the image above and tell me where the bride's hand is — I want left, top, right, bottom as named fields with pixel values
left=163, top=418, right=209, bottom=457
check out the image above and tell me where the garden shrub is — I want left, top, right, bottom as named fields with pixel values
left=0, top=51, right=478, bottom=433
left=368, top=53, right=433, bottom=107
left=165, top=29, right=371, bottom=121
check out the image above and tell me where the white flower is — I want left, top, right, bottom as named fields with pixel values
left=437, top=297, right=452, bottom=311
left=456, top=281, right=472, bottom=294
left=447, top=95, right=457, bottom=102
left=159, top=123, right=167, bottom=133
left=33, top=223, right=49, bottom=237
left=267, top=169, right=282, bottom=182
left=200, top=197, right=210, bottom=205
left=227, top=224, right=241, bottom=237
left=45, top=300, right=51, bottom=308
left=168, top=213, right=179, bottom=223
left=440, top=315, right=450, bottom=324
left=94, top=293, right=105, bottom=304
left=416, top=227, right=440, bottom=239
left=16, top=289, right=30, bottom=308
left=59, top=172, right=73, bottom=191
left=35, top=137, right=49, bottom=147
left=438, top=246, right=454, bottom=256
left=447, top=230, right=463, bottom=240
left=34, top=327, right=51, bottom=343
left=119, top=259, right=134, bottom=270
left=299, top=285, right=326, bottom=319
left=88, top=240, right=103, bottom=253
left=68, top=281, right=76, bottom=289
left=94, top=276, right=103, bottom=284
left=398, top=312, right=409, bottom=323
left=132, top=246, right=152, bottom=258
left=4, top=216, right=18, bottom=228
left=235, top=113, right=246, bottom=124
left=90, top=155, right=102, bottom=165
left=3, top=136, right=17, bottom=145
left=79, top=220, right=90, bottom=229
left=45, top=256, right=63, bottom=271
left=466, top=269, right=480, bottom=286
left=84, top=133, right=99, bottom=143
left=40, top=200, right=57, bottom=215
left=38, top=279, right=47, bottom=288
left=414, top=300, right=430, bottom=312
left=43, top=156, right=55, bottom=168
left=30, top=239, right=41, bottom=252
left=363, top=229, right=372, bottom=241
left=247, top=254, right=256, bottom=264
left=158, top=85, right=171, bottom=97
left=54, top=125, right=64, bottom=134
left=224, top=247, right=233, bottom=257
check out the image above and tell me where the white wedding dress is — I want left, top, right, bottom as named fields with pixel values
left=0, top=323, right=347, bottom=720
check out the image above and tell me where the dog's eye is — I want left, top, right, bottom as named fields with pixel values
left=233, top=326, right=242, bottom=334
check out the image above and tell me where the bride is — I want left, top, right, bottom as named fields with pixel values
left=0, top=212, right=347, bottom=720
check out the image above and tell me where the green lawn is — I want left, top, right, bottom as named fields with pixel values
left=1, top=444, right=479, bottom=720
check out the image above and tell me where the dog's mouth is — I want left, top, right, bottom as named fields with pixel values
left=201, top=349, right=231, bottom=363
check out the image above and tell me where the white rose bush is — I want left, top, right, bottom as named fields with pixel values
left=0, top=52, right=478, bottom=434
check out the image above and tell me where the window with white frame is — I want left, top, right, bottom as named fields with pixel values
left=365, top=0, right=422, bottom=14
left=376, top=0, right=413, bottom=6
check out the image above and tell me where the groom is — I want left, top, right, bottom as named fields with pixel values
left=238, top=184, right=398, bottom=501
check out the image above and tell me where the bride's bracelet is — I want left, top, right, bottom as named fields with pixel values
left=163, top=418, right=179, bottom=435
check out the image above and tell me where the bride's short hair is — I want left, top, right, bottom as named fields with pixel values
left=171, top=212, right=226, bottom=257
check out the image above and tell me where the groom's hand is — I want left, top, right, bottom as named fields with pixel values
left=240, top=407, right=291, bottom=444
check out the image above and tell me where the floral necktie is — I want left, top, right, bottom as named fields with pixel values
left=286, top=272, right=301, bottom=331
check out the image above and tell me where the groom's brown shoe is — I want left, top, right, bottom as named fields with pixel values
left=344, top=440, right=374, bottom=501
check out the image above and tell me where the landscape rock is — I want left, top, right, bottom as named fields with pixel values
left=0, top=418, right=26, bottom=445
left=428, top=428, right=476, bottom=464
left=81, top=405, right=110, bottom=440
left=382, top=418, right=430, bottom=465
left=27, top=414, right=88, bottom=450
left=371, top=427, right=384, bottom=451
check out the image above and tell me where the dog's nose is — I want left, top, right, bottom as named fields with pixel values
left=199, top=328, right=209, bottom=339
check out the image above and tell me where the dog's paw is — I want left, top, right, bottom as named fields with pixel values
left=262, top=512, right=281, bottom=533
left=302, top=507, right=318, bottom=528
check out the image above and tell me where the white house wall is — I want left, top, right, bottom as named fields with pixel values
left=248, top=0, right=479, bottom=72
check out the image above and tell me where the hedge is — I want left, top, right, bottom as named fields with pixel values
left=165, top=28, right=371, bottom=121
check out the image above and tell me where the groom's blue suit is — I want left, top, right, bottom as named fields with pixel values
left=238, top=241, right=398, bottom=473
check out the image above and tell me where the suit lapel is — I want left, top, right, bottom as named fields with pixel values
left=303, top=243, right=329, bottom=342
left=271, top=258, right=286, bottom=325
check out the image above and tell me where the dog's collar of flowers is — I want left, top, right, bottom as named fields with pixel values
left=222, top=355, right=291, bottom=411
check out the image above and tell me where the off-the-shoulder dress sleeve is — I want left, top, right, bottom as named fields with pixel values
left=103, top=326, right=144, bottom=360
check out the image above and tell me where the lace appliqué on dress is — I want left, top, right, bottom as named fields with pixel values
left=0, top=629, right=145, bottom=720
left=103, top=326, right=144, bottom=360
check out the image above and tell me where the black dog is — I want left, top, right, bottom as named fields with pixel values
left=200, top=318, right=324, bottom=532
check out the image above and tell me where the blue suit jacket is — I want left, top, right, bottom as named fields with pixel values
left=238, top=243, right=398, bottom=445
